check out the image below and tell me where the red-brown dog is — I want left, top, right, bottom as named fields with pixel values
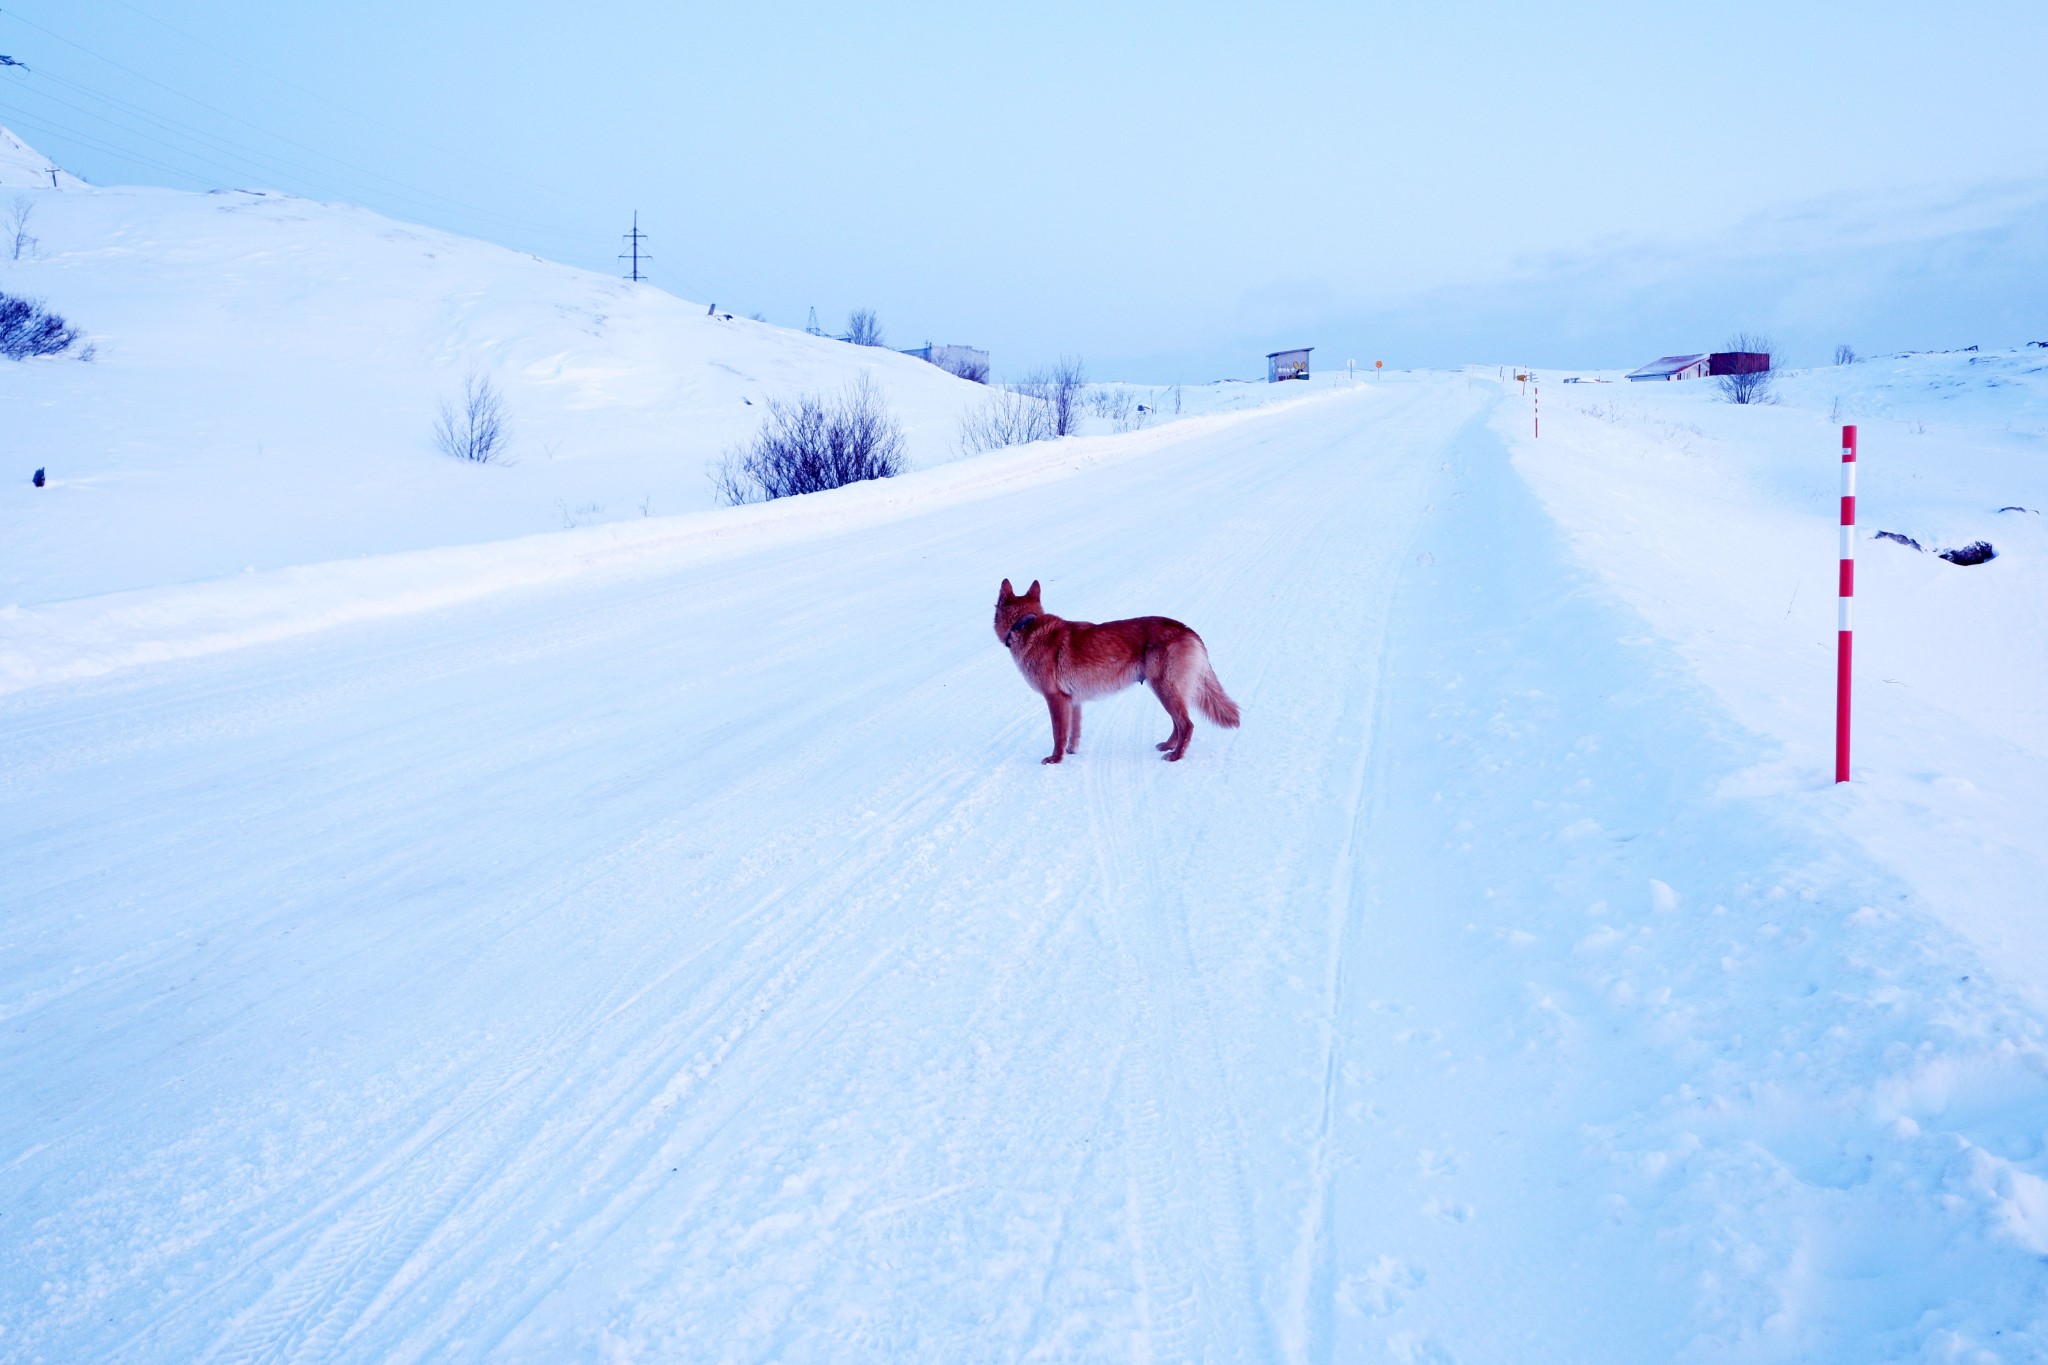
left=993, top=579, right=1240, bottom=763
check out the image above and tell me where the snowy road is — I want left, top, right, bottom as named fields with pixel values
left=7, top=378, right=2047, bottom=1361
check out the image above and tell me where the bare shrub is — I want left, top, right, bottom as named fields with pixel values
left=0, top=290, right=77, bottom=359
left=7, top=198, right=36, bottom=261
left=1089, top=386, right=1144, bottom=431
left=846, top=308, right=884, bottom=347
left=1717, top=331, right=1777, bottom=405
left=948, top=353, right=989, bottom=384
left=1834, top=343, right=1858, bottom=365
left=713, top=374, right=905, bottom=503
left=433, top=372, right=512, bottom=463
left=1017, top=356, right=1086, bottom=435
left=958, top=386, right=1058, bottom=454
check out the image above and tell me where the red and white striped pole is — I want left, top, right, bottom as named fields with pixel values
left=1533, top=379, right=1540, bottom=439
left=1835, top=424, right=1857, bottom=783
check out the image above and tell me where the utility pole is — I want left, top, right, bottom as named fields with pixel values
left=619, top=211, right=650, bottom=282
left=806, top=306, right=823, bottom=337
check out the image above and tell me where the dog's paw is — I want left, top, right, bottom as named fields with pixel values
left=1042, top=753, right=1064, bottom=765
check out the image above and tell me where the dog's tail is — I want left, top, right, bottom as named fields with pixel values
left=1194, top=654, right=1241, bottom=729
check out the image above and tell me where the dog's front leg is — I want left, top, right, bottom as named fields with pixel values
left=1066, top=702, right=1082, bottom=754
left=1042, top=692, right=1070, bottom=764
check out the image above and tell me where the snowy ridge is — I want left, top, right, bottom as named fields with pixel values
left=0, top=388, right=1349, bottom=696
left=0, top=122, right=86, bottom=188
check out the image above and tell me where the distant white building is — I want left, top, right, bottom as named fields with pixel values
left=901, top=343, right=990, bottom=382
left=1266, top=347, right=1313, bottom=382
left=1626, top=354, right=1709, bottom=382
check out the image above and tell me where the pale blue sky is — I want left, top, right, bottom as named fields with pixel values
left=3, top=2, right=2044, bottom=376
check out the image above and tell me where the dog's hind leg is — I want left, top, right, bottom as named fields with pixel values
left=1150, top=677, right=1194, bottom=760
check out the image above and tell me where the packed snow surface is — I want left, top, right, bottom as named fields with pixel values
left=6, top=342, right=2048, bottom=1359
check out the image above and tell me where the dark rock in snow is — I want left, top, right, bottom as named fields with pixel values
left=1874, top=530, right=1922, bottom=550
left=1938, top=541, right=1997, bottom=566
left=32, top=467, right=44, bottom=487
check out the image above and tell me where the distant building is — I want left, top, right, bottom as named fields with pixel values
left=902, top=343, right=990, bottom=383
left=1266, top=347, right=1313, bottom=382
left=1626, top=354, right=1709, bottom=382
left=1708, top=351, right=1770, bottom=376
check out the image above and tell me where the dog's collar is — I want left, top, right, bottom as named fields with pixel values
left=1003, top=613, right=1041, bottom=647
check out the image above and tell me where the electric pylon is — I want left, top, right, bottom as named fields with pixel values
left=619, top=212, right=650, bottom=282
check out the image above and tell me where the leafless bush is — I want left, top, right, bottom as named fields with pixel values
left=0, top=290, right=77, bottom=359
left=1834, top=344, right=1858, bottom=365
left=947, top=354, right=989, bottom=384
left=846, top=308, right=884, bottom=347
left=959, top=386, right=1057, bottom=453
left=1017, top=356, right=1086, bottom=436
left=433, top=372, right=511, bottom=463
left=7, top=198, right=36, bottom=261
left=713, top=374, right=905, bottom=503
left=1088, top=386, right=1144, bottom=431
left=1717, top=331, right=1777, bottom=405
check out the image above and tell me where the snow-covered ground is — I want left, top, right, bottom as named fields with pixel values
left=0, top=131, right=992, bottom=606
left=6, top=125, right=2048, bottom=1361
left=1513, top=353, right=2048, bottom=1004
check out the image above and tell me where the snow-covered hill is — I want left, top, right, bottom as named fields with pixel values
left=0, top=124, right=86, bottom=189
left=0, top=127, right=994, bottom=605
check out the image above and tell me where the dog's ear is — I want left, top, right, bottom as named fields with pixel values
left=1026, top=579, right=1040, bottom=599
left=999, top=578, right=1014, bottom=601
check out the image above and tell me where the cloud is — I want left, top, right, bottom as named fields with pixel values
left=1120, top=176, right=2048, bottom=378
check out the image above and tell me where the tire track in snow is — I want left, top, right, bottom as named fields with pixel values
left=1064, top=390, right=1473, bottom=1364
left=1276, top=422, right=1450, bottom=1365
left=173, top=753, right=1019, bottom=1362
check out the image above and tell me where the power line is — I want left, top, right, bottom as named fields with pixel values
left=3, top=65, right=592, bottom=253
left=94, top=0, right=582, bottom=205
left=0, top=7, right=738, bottom=304
left=0, top=7, right=591, bottom=250
left=0, top=100, right=226, bottom=188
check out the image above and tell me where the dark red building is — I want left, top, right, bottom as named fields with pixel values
left=1709, top=351, right=1770, bottom=375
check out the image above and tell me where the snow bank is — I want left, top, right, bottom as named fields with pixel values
left=0, top=391, right=1350, bottom=696
left=1503, top=351, right=2048, bottom=1002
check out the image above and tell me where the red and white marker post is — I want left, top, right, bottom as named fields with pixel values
left=1835, top=424, right=1857, bottom=783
